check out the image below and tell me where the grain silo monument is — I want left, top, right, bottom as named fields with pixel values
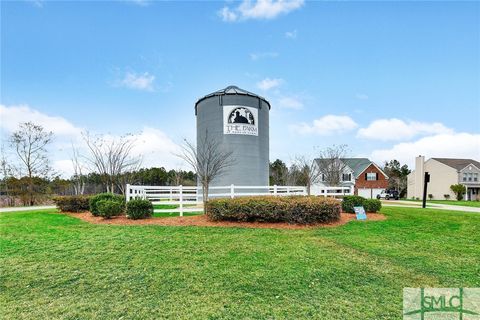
left=195, top=86, right=270, bottom=188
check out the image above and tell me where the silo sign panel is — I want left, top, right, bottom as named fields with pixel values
left=223, top=105, right=258, bottom=136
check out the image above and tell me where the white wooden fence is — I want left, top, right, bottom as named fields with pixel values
left=125, top=184, right=352, bottom=216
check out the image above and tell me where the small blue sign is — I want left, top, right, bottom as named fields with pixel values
left=354, top=206, right=367, bottom=220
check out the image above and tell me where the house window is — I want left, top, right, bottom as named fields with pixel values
left=468, top=173, right=473, bottom=182
left=321, top=174, right=325, bottom=182
left=366, top=172, right=377, bottom=181
left=474, top=173, right=478, bottom=182
left=342, top=173, right=351, bottom=181
left=463, top=173, right=468, bottom=182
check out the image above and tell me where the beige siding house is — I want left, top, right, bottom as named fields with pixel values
left=407, top=156, right=480, bottom=200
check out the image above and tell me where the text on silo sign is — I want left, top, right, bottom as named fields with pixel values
left=223, top=105, right=258, bottom=136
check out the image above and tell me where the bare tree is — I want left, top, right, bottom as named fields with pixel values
left=171, top=167, right=184, bottom=186
left=294, top=156, right=322, bottom=195
left=284, top=163, right=301, bottom=186
left=82, top=132, right=142, bottom=194
left=9, top=122, right=53, bottom=205
left=71, top=143, right=85, bottom=195
left=0, top=144, right=14, bottom=206
left=316, top=144, right=348, bottom=187
left=176, top=132, right=235, bottom=212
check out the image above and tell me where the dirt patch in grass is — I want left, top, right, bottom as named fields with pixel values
left=65, top=212, right=386, bottom=229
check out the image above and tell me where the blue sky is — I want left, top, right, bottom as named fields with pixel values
left=1, top=0, right=479, bottom=176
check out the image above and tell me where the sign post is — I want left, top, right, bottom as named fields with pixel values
left=422, top=172, right=430, bottom=209
left=354, top=206, right=367, bottom=220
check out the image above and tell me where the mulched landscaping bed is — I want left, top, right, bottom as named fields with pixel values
left=65, top=211, right=386, bottom=229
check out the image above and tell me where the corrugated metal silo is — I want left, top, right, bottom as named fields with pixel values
left=195, top=85, right=270, bottom=189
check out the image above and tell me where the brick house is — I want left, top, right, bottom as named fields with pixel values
left=312, top=158, right=389, bottom=198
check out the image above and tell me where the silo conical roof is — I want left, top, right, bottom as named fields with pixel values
left=195, top=85, right=271, bottom=114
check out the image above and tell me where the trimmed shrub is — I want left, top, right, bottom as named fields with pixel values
left=53, top=196, right=91, bottom=212
left=206, top=196, right=340, bottom=224
left=450, top=184, right=466, bottom=201
left=126, top=199, right=153, bottom=220
left=341, top=195, right=366, bottom=213
left=363, top=199, right=382, bottom=213
left=97, top=199, right=124, bottom=219
left=89, top=193, right=125, bottom=216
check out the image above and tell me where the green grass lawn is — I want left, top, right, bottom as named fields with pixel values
left=153, top=211, right=202, bottom=218
left=153, top=204, right=197, bottom=210
left=153, top=203, right=202, bottom=218
left=405, top=199, right=480, bottom=208
left=1, top=207, right=479, bottom=319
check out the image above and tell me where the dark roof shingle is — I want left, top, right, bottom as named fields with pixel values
left=432, top=158, right=480, bottom=171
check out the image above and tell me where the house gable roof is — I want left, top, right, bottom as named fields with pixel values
left=314, top=158, right=388, bottom=179
left=432, top=158, right=480, bottom=171
left=341, top=158, right=372, bottom=178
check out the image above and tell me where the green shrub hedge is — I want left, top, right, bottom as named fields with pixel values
left=126, top=199, right=153, bottom=220
left=341, top=195, right=366, bottom=213
left=89, top=193, right=125, bottom=216
left=363, top=199, right=382, bottom=213
left=53, top=196, right=91, bottom=212
left=206, top=196, right=341, bottom=224
left=97, top=199, right=124, bottom=219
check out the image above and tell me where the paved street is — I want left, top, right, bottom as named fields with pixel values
left=382, top=200, right=480, bottom=213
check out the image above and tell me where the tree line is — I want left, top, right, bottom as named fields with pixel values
left=0, top=122, right=195, bottom=206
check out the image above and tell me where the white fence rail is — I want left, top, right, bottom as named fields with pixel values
left=125, top=184, right=352, bottom=216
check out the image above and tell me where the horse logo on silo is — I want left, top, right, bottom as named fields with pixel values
left=223, top=106, right=258, bottom=136
left=228, top=107, right=255, bottom=125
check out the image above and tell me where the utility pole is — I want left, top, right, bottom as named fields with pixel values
left=422, top=172, right=430, bottom=209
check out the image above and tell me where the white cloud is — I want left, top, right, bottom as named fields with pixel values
left=27, top=0, right=44, bottom=8
left=250, top=52, right=279, bottom=61
left=285, top=29, right=297, bottom=39
left=128, top=0, right=150, bottom=6
left=370, top=133, right=480, bottom=167
left=53, top=159, right=76, bottom=177
left=52, top=127, right=182, bottom=177
left=277, top=96, right=303, bottom=110
left=291, top=115, right=358, bottom=135
left=220, top=0, right=304, bottom=22
left=116, top=71, right=155, bottom=91
left=130, top=127, right=182, bottom=169
left=257, top=78, right=283, bottom=91
left=0, top=104, right=82, bottom=137
left=219, top=6, right=238, bottom=22
left=357, top=118, right=453, bottom=141
left=355, top=93, right=369, bottom=100
left=0, top=104, right=183, bottom=177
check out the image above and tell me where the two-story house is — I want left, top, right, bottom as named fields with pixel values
left=312, top=158, right=389, bottom=198
left=407, top=156, right=480, bottom=201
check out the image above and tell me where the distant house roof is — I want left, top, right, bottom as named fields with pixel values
left=341, top=158, right=373, bottom=178
left=314, top=158, right=387, bottom=179
left=432, top=158, right=480, bottom=171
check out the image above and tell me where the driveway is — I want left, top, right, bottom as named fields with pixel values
left=0, top=205, right=56, bottom=213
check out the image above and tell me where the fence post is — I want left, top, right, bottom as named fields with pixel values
left=287, top=186, right=290, bottom=195
left=230, top=184, right=234, bottom=199
left=126, top=184, right=130, bottom=202
left=170, top=188, right=173, bottom=201
left=179, top=185, right=183, bottom=217
left=273, top=185, right=277, bottom=196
